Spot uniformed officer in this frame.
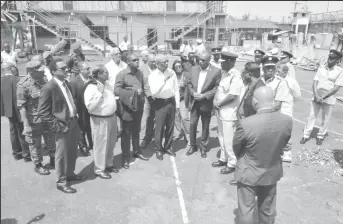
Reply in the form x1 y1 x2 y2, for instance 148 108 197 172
212 48 244 175
17 59 56 175
261 56 290 112
301 49 343 145
66 42 85 79
279 50 296 80
210 47 222 69
254 49 265 75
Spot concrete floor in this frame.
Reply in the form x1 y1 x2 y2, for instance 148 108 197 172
1 56 343 224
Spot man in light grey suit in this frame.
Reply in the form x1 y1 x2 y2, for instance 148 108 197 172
233 86 292 224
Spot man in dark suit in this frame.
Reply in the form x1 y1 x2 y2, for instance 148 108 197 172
69 61 93 156
1 62 30 161
114 53 148 169
38 58 87 194
233 86 292 224
186 52 221 158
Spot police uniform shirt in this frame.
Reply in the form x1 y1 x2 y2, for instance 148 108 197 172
215 68 244 121
261 75 289 103
279 75 301 117
313 64 343 105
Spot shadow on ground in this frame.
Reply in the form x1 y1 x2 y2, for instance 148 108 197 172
1 219 17 224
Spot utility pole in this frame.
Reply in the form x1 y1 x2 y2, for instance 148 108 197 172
326 1 329 12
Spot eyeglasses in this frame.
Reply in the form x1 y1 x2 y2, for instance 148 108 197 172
57 66 68 71
175 65 182 69
132 59 139 62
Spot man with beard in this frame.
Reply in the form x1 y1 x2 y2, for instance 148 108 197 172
139 54 157 149
186 52 221 158
115 53 148 168
69 62 93 156
212 49 244 175
148 54 180 160
300 49 343 145
17 59 55 175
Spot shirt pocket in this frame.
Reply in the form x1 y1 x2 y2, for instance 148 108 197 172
29 90 40 100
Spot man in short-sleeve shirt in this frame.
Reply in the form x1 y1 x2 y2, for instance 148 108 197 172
301 49 343 145
212 49 244 175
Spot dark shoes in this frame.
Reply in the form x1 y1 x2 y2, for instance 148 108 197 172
200 148 207 158
34 163 50 175
79 146 91 156
316 138 323 145
57 185 77 194
212 160 227 167
220 166 235 175
300 137 310 144
165 149 176 157
13 155 23 161
24 157 32 162
95 171 112 179
156 151 164 161
133 152 149 161
186 147 198 156
123 160 130 169
106 166 119 173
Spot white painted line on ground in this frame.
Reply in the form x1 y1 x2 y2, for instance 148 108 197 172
300 88 343 107
170 156 190 224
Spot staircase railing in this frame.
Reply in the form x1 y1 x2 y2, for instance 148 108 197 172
136 1 213 50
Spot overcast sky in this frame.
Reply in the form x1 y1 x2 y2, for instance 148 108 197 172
225 1 343 22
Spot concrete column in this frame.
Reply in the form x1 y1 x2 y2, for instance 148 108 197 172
214 27 219 47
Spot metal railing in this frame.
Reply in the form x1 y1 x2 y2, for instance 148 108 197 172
310 10 343 23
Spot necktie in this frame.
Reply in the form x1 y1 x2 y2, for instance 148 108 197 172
63 81 77 117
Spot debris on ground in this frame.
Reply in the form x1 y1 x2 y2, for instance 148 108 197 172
333 168 343 176
297 148 339 167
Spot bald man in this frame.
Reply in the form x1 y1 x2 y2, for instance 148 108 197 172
139 54 157 148
187 52 221 158
149 54 180 160
233 86 292 224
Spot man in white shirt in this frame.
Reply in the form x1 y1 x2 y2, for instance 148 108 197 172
301 49 343 145
38 58 87 194
1 42 18 65
148 54 180 160
43 51 53 81
276 62 301 163
105 47 128 90
119 36 130 52
212 49 244 175
279 50 296 80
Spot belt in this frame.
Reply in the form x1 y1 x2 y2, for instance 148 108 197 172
155 97 175 104
90 113 116 118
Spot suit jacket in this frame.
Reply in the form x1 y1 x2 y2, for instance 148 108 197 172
38 78 76 133
233 108 292 186
188 65 221 112
1 74 21 119
69 75 90 129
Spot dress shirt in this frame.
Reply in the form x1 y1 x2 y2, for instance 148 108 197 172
261 75 289 103
197 65 211 93
44 67 53 81
1 50 18 65
279 75 301 117
215 69 244 121
84 80 117 116
53 78 76 117
105 59 127 90
313 64 343 105
148 68 180 108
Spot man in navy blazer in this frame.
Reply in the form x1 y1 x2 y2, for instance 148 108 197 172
233 86 292 224
186 52 221 158
38 58 86 194
1 62 30 161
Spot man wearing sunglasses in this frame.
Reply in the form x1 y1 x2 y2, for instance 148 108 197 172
69 62 93 156
38 58 87 194
17 59 55 176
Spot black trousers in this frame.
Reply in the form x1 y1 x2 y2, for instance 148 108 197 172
78 114 93 149
237 183 277 224
153 98 176 152
121 111 143 159
189 104 212 150
8 115 30 158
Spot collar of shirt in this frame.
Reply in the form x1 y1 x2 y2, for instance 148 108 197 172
261 76 275 84
80 74 89 83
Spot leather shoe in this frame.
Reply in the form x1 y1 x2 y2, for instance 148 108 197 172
300 137 310 144
123 161 130 169
156 151 164 160
165 149 176 157
229 180 238 186
134 152 149 161
14 155 23 160
316 138 323 145
95 171 112 179
24 157 32 162
68 175 87 181
186 147 198 156
57 185 77 194
200 148 207 158
106 166 119 173
212 160 227 167
220 166 235 175
35 164 50 175
80 147 91 156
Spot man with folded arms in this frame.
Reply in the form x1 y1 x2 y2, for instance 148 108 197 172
149 54 180 160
